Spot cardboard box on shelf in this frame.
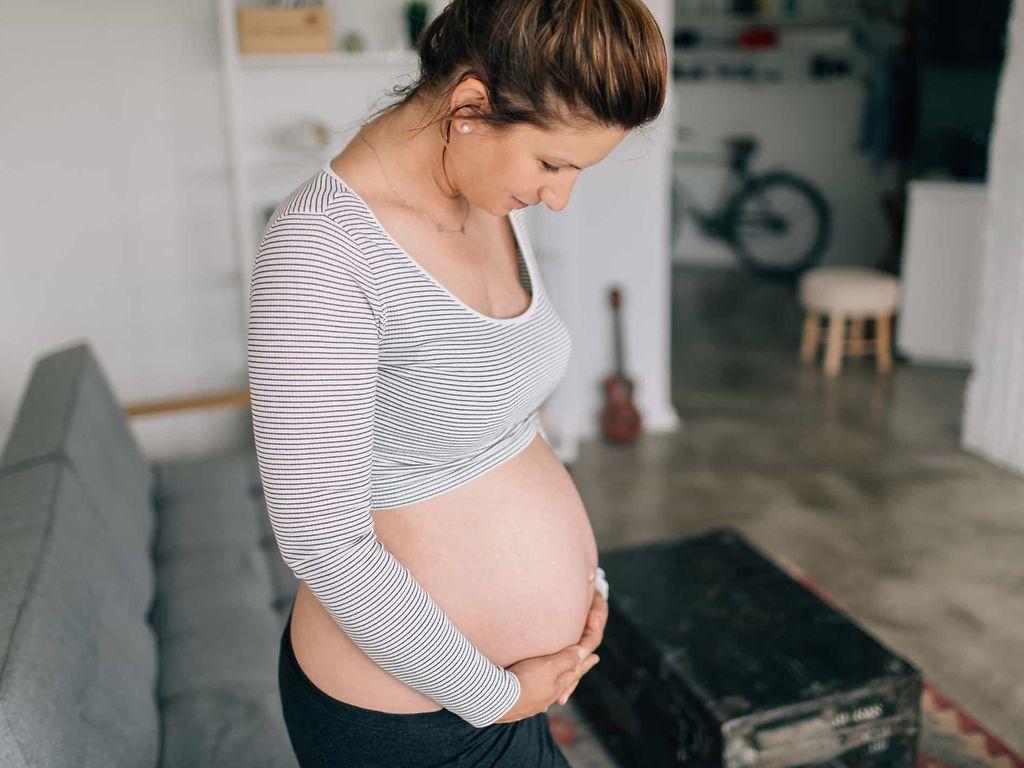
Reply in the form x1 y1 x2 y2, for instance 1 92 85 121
236 6 333 54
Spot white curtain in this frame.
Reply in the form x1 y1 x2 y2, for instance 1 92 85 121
961 0 1024 475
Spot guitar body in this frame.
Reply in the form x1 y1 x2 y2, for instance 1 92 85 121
601 376 642 442
600 286 643 443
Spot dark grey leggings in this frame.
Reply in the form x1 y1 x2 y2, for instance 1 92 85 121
278 607 572 767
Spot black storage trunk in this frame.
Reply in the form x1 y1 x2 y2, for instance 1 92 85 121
572 528 922 767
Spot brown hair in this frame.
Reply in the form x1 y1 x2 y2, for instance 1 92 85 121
357 0 668 142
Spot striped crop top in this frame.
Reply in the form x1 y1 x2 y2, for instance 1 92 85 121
247 163 605 729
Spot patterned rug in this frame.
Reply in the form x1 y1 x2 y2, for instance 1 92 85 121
550 556 1024 768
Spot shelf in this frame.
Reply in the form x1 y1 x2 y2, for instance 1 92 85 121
675 12 861 28
674 44 859 57
237 49 419 68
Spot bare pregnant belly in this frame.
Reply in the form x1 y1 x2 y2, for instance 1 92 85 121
288 431 600 713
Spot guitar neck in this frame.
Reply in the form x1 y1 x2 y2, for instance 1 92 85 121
612 304 625 379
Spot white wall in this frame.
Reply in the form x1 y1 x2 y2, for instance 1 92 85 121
0 0 249 461
962 0 1024 476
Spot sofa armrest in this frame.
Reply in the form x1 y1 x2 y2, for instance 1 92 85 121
124 388 250 418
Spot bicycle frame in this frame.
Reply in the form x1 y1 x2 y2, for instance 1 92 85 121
671 151 749 243
671 133 832 276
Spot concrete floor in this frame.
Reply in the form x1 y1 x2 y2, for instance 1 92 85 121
566 264 1024 754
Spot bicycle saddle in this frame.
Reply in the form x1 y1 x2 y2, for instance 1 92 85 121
724 136 758 173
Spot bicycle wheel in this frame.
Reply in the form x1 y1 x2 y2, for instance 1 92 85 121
724 171 831 278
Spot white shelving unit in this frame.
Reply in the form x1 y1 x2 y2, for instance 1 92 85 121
217 0 413 301
672 46 869 85
238 50 419 69
672 4 868 84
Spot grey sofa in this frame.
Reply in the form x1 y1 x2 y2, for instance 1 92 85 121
0 341 300 767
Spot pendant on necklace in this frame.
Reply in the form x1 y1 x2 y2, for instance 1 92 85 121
437 222 466 234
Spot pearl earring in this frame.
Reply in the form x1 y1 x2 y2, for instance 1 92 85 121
460 123 471 133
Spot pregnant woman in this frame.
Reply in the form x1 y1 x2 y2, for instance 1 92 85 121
247 0 667 765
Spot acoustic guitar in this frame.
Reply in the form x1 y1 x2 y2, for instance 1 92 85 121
600 286 642 442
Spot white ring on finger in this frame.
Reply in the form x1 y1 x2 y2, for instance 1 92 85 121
593 565 609 600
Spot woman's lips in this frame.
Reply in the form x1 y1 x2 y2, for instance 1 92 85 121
511 196 529 209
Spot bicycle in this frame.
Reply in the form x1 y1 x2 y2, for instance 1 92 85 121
672 129 832 278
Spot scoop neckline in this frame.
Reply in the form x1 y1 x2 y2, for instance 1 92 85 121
320 162 540 326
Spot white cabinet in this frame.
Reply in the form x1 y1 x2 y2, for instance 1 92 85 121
895 180 987 368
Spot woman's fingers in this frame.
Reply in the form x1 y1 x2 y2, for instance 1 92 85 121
563 655 599 700
585 590 608 633
558 654 600 705
558 680 578 706
577 621 599 650
590 590 608 627
557 585 609 705
560 644 588 674
577 590 609 652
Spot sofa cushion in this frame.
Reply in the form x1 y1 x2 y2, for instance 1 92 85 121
0 342 155 618
0 459 160 768
153 449 262 507
152 546 274 641
151 451 298 767
153 449 298 607
157 607 281 703
155 492 264 559
159 688 297 768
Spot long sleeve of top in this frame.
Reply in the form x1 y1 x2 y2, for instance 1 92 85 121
246 211 522 728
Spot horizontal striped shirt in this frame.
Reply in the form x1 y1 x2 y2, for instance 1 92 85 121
247 163 585 727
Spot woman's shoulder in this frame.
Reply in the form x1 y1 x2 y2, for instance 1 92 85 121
259 159 387 253
255 177 390 294
254 184 388 329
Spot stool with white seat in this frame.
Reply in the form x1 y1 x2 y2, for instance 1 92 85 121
798 266 901 377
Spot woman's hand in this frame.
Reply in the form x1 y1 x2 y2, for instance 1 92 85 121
495 643 600 723
557 587 608 705
494 586 609 722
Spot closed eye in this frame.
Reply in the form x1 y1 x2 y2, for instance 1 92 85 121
541 160 560 173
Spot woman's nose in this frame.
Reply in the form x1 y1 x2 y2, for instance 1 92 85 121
541 178 576 211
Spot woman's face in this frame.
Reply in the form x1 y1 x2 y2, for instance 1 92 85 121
446 80 628 215
493 121 629 213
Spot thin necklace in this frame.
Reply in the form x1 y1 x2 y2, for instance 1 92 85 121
358 126 470 236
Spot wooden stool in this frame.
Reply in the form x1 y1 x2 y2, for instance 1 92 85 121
798 266 901 377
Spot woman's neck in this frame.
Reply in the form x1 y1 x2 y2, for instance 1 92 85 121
358 95 468 213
